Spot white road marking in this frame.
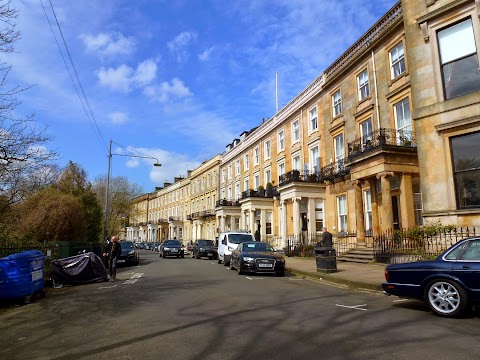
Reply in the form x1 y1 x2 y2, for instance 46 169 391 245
123 279 138 284
131 273 144 279
335 304 368 311
99 285 118 289
245 277 264 280
393 299 410 303
288 278 304 281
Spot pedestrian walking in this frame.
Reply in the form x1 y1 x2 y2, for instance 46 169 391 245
320 227 333 248
103 236 121 282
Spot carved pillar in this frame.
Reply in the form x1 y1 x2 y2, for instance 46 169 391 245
376 172 394 231
353 180 366 244
281 200 287 248
260 209 266 242
366 179 378 236
293 197 301 236
220 216 225 233
307 198 316 234
250 210 256 234
399 174 415 229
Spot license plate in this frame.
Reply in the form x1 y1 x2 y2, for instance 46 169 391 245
258 263 272 268
117 259 125 263
32 269 43 281
171 249 178 252
207 253 213 256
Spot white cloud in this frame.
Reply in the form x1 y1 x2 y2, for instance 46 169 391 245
143 78 192 103
120 147 200 185
97 59 158 92
167 31 197 62
133 59 158 86
109 112 128 125
80 32 136 57
198 47 214 61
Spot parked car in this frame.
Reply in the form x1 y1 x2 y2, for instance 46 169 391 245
230 241 285 276
118 241 140 266
161 239 184 258
192 239 218 260
382 237 480 317
153 243 161 252
217 231 255 266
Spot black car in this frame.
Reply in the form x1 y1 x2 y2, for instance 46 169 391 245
382 237 480 317
161 239 184 258
118 241 139 266
230 241 285 276
192 239 218 260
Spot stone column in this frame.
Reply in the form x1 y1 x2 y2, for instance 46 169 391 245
376 172 394 231
353 180 366 245
220 215 225 233
240 212 245 230
281 200 287 249
260 209 266 242
399 174 415 229
307 198 316 234
293 197 301 236
365 179 377 236
250 210 256 234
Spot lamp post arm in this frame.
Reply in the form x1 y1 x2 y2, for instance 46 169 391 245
110 152 161 165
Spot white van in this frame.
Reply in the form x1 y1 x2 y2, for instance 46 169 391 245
217 231 255 266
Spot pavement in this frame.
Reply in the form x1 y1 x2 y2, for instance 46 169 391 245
285 256 387 292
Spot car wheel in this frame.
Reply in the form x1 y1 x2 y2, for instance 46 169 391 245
425 279 468 317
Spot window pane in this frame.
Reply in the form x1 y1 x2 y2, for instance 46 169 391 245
442 53 480 99
439 19 476 64
451 132 480 208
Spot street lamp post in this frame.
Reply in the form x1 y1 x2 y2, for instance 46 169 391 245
103 139 161 243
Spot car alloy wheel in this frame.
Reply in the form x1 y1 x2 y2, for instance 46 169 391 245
426 279 467 317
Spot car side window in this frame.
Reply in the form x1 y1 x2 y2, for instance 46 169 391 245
461 240 480 261
444 244 465 260
222 238 227 245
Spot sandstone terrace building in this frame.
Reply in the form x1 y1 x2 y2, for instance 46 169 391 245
128 0 480 250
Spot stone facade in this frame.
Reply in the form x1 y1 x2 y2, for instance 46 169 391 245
130 0 480 248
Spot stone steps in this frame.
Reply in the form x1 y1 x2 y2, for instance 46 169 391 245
337 247 375 264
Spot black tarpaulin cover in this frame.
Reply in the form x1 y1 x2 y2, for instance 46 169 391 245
52 252 108 286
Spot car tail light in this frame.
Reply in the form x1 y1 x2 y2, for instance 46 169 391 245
384 268 389 281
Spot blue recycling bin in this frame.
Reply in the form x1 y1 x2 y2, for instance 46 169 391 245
0 250 45 303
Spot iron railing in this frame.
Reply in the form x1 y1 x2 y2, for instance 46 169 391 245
241 187 279 199
347 128 417 159
284 232 364 257
373 227 479 264
278 162 350 186
216 199 240 207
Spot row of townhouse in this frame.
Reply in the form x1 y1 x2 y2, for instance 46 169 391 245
128 0 480 250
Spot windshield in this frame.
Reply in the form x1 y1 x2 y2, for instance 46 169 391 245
164 240 181 246
228 234 254 244
197 240 214 246
242 242 274 252
120 241 134 250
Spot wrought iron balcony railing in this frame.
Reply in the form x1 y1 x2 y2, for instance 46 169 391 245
278 162 350 186
216 199 241 207
241 187 279 200
347 128 416 159
157 218 168 224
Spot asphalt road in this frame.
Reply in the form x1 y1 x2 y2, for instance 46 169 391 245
1 250 480 360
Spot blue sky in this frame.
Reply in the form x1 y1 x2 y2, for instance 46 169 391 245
7 0 397 192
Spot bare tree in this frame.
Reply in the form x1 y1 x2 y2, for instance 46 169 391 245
92 175 143 238
0 1 58 216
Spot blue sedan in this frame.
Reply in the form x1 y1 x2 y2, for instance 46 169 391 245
382 237 480 317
